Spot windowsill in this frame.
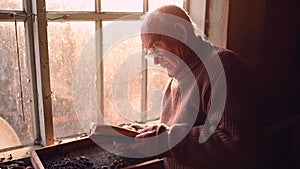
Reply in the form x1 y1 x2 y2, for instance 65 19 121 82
53 135 89 146
0 135 89 163
0 145 41 163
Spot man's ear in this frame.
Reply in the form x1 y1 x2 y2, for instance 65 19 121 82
174 22 188 43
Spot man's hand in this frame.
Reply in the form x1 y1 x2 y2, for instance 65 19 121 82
118 122 146 132
114 124 169 158
131 126 159 156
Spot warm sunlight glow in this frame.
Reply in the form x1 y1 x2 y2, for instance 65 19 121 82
45 0 184 12
102 0 143 12
149 0 184 11
0 0 22 10
46 0 95 11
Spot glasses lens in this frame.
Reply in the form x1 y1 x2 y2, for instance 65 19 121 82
145 48 161 60
144 41 162 59
149 48 159 57
144 49 154 60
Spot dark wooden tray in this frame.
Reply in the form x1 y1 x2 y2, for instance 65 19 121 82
0 157 33 169
31 137 165 169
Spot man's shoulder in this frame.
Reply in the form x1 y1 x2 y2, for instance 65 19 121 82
212 46 255 82
213 46 239 58
212 46 246 68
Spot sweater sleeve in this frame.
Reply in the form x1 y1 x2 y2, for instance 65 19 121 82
164 50 263 169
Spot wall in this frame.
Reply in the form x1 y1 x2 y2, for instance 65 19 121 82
227 0 266 73
192 0 300 123
232 0 300 167
206 0 300 166
189 0 206 33
256 0 300 122
206 0 230 48
223 0 300 124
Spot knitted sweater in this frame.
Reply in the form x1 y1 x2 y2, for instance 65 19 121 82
159 45 263 169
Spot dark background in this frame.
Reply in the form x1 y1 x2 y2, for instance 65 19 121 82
223 0 300 168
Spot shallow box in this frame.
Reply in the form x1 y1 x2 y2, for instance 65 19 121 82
0 157 33 169
31 137 164 169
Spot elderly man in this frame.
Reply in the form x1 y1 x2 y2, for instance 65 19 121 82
123 5 263 169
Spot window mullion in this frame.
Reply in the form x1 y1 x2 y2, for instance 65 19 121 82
95 0 104 123
23 0 41 145
143 0 149 12
0 10 26 21
46 11 143 22
184 0 191 12
141 50 148 123
32 0 54 146
140 0 149 123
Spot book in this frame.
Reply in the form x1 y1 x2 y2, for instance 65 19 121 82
89 124 140 143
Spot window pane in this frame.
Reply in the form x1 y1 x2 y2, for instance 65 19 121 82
149 0 184 11
101 0 143 12
0 0 22 10
0 22 33 149
103 21 143 125
48 22 95 138
147 63 170 121
46 0 94 11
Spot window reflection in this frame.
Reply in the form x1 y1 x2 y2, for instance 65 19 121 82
103 21 142 124
149 0 184 11
0 22 33 149
46 0 95 11
0 0 22 10
101 0 143 12
48 22 95 138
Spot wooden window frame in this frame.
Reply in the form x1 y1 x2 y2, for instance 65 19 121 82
0 0 191 153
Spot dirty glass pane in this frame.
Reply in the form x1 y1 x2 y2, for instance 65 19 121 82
102 21 143 125
149 0 184 11
0 22 33 150
47 22 95 139
147 64 170 122
46 0 94 11
0 0 22 10
146 0 183 121
101 0 143 12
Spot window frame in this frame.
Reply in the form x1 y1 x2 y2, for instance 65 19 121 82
0 0 191 152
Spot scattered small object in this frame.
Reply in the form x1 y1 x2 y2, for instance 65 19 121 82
8 163 24 169
13 160 25 166
94 159 124 169
57 139 63 144
34 138 152 168
0 159 34 169
100 166 109 169
8 154 13 160
45 155 93 169
80 133 88 138
110 159 124 169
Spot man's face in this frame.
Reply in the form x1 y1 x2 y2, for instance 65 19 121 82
144 39 182 77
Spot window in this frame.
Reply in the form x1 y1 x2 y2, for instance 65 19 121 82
102 21 143 125
0 0 22 10
0 22 34 149
0 0 190 151
46 0 95 11
48 22 95 138
149 0 184 11
101 0 143 12
147 63 170 121
47 0 186 139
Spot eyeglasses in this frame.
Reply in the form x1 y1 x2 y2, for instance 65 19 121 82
144 41 163 60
